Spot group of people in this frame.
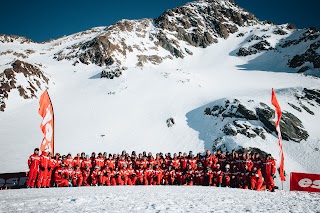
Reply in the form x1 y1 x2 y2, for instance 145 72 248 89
27 148 278 191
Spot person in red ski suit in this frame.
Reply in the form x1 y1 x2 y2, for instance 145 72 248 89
175 166 185 185
223 164 232 187
119 165 129 185
194 163 204 185
47 153 61 187
135 165 145 185
185 164 195 185
27 148 40 188
54 164 69 187
94 153 105 169
203 166 213 186
148 156 156 168
73 153 82 168
72 165 83 187
253 153 263 169
105 156 116 170
144 164 154 185
239 165 251 189
65 153 74 168
180 153 188 170
37 151 50 188
164 154 172 167
91 166 103 186
100 165 111 186
203 150 213 168
164 166 176 185
218 154 227 170
117 156 127 169
153 164 163 185
212 164 223 187
46 153 55 187
263 154 276 191
139 157 149 169
244 156 254 172
188 155 197 169
250 166 264 190
126 164 136 185
81 155 92 170
82 166 91 186
171 155 180 170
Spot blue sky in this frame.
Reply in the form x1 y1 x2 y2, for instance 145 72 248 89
1 0 318 42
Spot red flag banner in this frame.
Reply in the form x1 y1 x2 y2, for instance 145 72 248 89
38 90 54 154
271 89 286 181
290 172 320 192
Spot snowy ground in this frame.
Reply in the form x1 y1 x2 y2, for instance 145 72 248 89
0 186 319 212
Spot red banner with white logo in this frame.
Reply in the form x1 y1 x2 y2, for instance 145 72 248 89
38 90 54 154
271 88 286 181
290 172 320 192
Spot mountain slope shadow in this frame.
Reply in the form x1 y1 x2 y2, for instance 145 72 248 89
186 99 227 151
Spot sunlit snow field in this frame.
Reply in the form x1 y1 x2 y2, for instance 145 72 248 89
1 186 319 212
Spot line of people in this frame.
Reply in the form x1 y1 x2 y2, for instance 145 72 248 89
27 149 277 191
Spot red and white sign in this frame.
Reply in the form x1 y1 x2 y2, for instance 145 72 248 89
38 90 54 154
290 172 320 192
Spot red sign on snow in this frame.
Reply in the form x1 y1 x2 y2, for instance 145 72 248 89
290 172 320 193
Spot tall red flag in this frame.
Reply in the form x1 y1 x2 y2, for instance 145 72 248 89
38 90 54 154
271 88 286 181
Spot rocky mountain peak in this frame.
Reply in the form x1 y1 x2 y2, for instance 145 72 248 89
53 0 260 68
155 0 259 45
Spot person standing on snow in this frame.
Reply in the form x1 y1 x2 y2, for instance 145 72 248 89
26 148 40 188
37 150 50 188
263 154 277 191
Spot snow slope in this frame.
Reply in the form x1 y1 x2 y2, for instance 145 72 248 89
1 186 319 212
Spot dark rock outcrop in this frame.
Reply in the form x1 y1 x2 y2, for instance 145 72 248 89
280 112 309 142
288 40 320 69
0 60 48 112
237 40 273 56
205 97 310 143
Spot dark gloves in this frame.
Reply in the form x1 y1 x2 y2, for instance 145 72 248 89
40 166 45 171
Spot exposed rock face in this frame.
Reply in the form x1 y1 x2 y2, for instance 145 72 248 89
101 67 123 79
0 60 49 111
155 0 258 46
288 40 320 69
281 28 320 71
205 95 311 143
166 117 175 127
237 40 273 56
287 88 320 115
273 28 288 35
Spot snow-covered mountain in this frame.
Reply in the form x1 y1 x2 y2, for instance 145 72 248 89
0 0 319 189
